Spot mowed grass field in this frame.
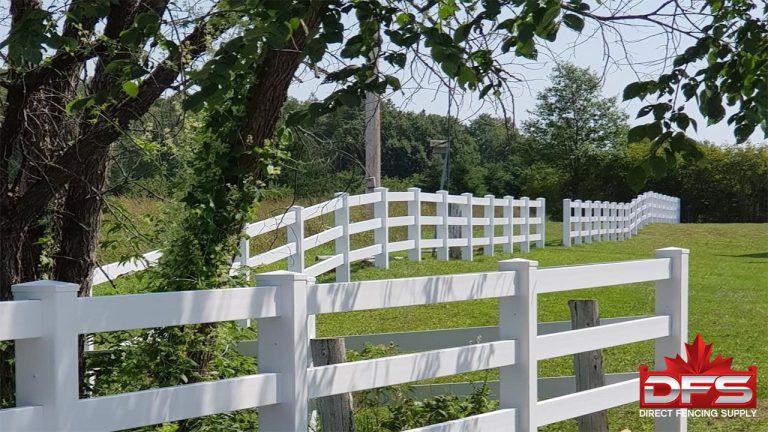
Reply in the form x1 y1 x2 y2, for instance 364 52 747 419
313 223 768 432
97 199 766 431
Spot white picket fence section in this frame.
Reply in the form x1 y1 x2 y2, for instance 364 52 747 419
0 247 689 431
92 188 546 285
563 191 680 247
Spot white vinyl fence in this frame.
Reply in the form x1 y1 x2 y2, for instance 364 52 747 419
0 247 689 431
93 188 546 285
563 192 680 247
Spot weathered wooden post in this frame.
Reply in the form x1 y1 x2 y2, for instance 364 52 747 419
310 338 356 432
568 299 608 432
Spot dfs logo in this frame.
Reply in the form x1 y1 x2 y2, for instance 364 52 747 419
640 334 757 408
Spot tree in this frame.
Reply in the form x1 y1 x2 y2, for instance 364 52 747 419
1 0 765 409
523 63 628 198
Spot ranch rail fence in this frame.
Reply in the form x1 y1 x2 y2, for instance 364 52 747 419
93 188 547 285
563 192 680 247
0 247 689 431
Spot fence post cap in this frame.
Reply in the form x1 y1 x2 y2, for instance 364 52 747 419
12 280 78 294
656 247 690 256
407 187 421 192
256 270 309 281
374 187 388 192
498 258 539 269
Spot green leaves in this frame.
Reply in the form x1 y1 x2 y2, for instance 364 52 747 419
122 81 139 98
562 14 584 32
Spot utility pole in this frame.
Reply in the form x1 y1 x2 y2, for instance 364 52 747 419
364 34 381 192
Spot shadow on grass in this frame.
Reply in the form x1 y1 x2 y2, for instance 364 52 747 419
719 252 768 259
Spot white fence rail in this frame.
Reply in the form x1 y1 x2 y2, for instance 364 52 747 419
1 248 688 431
563 191 680 247
93 188 546 286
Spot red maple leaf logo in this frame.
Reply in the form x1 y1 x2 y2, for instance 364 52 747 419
663 334 735 375
640 333 758 408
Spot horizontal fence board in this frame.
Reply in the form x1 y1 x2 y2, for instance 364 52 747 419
473 238 491 246
421 239 443 248
536 378 640 426
348 193 381 207
236 317 649 357
308 272 517 314
247 242 296 267
421 216 442 226
493 217 508 225
76 373 278 431
447 238 469 247
493 236 509 244
244 213 294 238
308 340 516 398
303 226 343 249
0 300 42 341
409 372 639 400
389 216 416 227
305 254 344 277
405 409 516 432
471 197 491 206
79 286 279 333
446 195 465 204
92 250 162 285
420 193 443 203
302 199 343 220
536 316 670 360
349 219 381 235
447 216 467 225
389 240 416 252
348 244 382 262
536 258 671 293
388 191 415 202
0 406 43 432
471 217 490 225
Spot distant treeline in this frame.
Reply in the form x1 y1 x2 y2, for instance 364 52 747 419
109 66 767 223
276 99 766 223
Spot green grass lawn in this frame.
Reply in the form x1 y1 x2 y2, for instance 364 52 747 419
313 223 768 432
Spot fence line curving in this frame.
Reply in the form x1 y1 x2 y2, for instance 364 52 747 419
93 188 547 285
562 191 680 247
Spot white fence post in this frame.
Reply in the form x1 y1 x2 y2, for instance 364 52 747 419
654 247 689 432
13 281 80 431
236 237 252 327
618 203 626 241
562 198 571 247
335 192 350 282
630 199 637 236
611 202 618 241
498 258 538 431
437 190 449 261
537 197 546 249
256 271 310 431
676 197 681 223
483 194 495 256
462 193 473 261
407 187 422 262
583 200 593 244
287 206 305 273
374 187 389 269
504 196 514 253
574 200 582 245
521 197 531 253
